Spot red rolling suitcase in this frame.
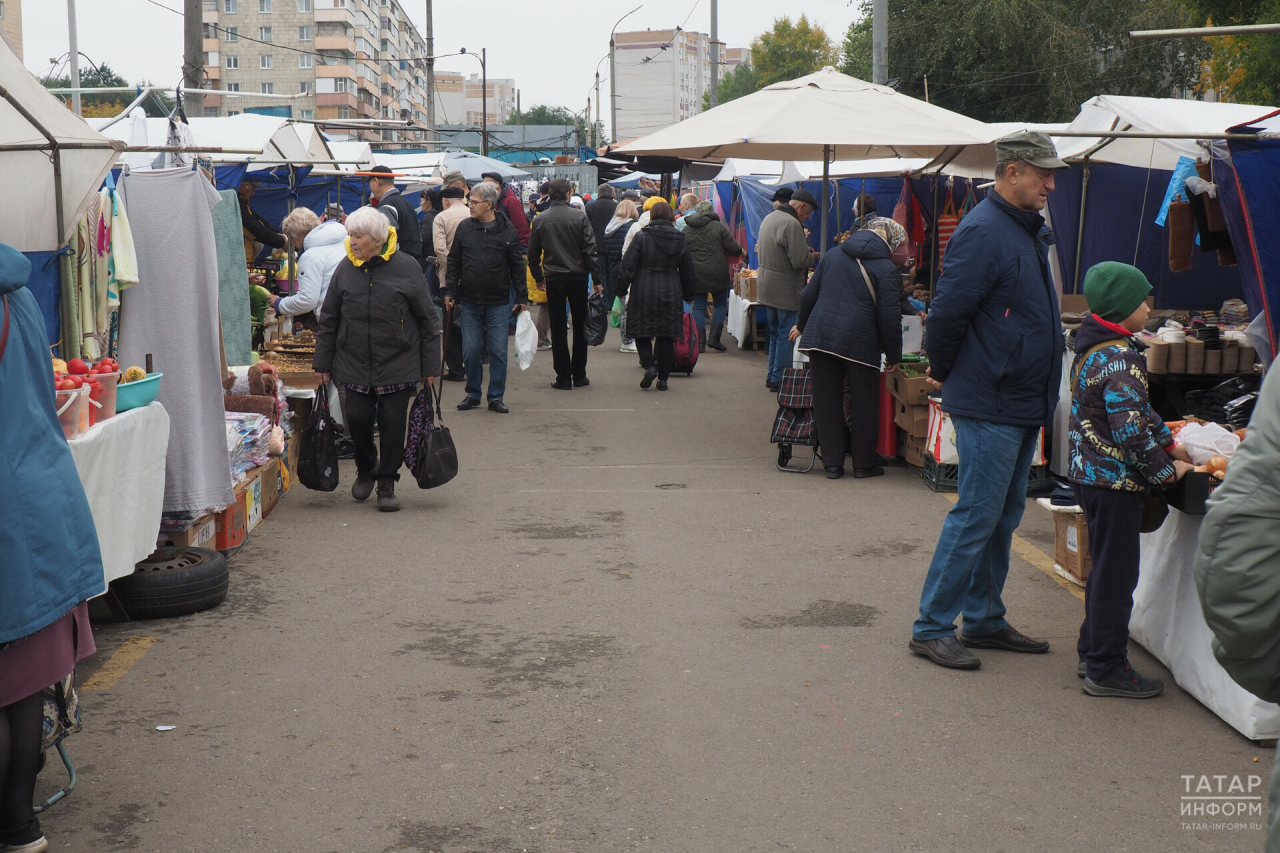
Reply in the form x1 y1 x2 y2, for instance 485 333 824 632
673 312 699 376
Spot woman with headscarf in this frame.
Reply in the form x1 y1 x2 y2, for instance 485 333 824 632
313 207 442 512
613 201 696 391
790 221 904 480
0 244 103 853
681 199 743 352
603 199 640 354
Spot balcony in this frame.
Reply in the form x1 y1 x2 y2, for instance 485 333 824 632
315 6 354 24
203 37 219 52
205 66 221 80
315 35 355 54
316 92 358 109
315 64 354 78
204 93 223 107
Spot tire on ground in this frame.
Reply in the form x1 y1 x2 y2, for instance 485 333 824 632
111 546 230 620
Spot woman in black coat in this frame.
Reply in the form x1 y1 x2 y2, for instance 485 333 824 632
613 201 696 390
792 224 904 479
602 199 639 352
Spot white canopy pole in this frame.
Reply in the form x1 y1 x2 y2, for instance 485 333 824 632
820 143 831 252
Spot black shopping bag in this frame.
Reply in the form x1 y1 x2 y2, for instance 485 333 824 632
297 391 340 491
406 382 458 489
584 291 609 347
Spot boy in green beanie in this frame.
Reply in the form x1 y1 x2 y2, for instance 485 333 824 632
1068 261 1194 698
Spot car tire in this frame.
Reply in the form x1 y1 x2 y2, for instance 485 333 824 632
111 546 229 620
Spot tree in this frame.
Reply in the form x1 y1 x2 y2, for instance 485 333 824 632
512 103 589 147
1192 0 1280 104
43 62 175 117
701 63 762 110
751 16 838 88
838 16 872 81
837 0 1205 122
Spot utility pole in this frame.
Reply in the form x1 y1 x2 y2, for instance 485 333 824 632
481 47 487 157
610 6 642 146
872 0 888 85
594 71 601 147
425 0 435 151
67 0 81 115
709 0 718 108
183 0 204 114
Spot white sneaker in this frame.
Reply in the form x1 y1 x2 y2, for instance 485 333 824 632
620 342 638 353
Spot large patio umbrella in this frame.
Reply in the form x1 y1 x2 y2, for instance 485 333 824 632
441 151 531 183
615 66 997 247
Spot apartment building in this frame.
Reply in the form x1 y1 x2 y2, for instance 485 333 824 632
432 70 516 127
199 0 437 142
1 0 22 61
611 28 708 141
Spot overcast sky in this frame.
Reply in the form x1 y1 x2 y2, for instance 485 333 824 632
24 0 861 123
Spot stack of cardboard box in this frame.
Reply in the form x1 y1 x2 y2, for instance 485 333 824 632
889 363 931 466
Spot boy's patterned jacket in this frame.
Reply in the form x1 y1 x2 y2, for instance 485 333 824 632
1068 313 1177 491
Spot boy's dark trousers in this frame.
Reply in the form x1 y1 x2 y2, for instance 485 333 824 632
1073 484 1146 681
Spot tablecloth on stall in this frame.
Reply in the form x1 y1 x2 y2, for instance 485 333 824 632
1131 509 1280 740
67 402 170 586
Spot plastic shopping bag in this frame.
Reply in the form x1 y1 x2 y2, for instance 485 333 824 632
610 296 624 328
298 392 339 491
1177 421 1240 464
515 309 537 371
585 291 609 347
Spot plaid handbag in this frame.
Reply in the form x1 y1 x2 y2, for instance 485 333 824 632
771 367 816 446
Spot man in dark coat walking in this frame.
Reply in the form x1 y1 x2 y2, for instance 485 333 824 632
480 171 530 251
367 165 423 262
585 185 618 302
910 131 1067 670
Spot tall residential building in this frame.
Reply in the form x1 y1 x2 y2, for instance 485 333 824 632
199 0 443 143
614 28 740 141
432 70 516 127
1 0 22 61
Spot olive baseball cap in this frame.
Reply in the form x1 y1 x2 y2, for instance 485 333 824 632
995 130 1068 170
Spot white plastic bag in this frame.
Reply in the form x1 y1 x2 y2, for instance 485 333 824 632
515 310 537 371
1177 421 1240 464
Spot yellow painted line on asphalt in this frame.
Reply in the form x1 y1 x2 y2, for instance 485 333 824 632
941 493 1085 601
81 636 159 690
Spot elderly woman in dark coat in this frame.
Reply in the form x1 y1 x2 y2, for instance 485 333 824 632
791 222 904 480
613 201 696 390
681 199 743 352
314 206 442 512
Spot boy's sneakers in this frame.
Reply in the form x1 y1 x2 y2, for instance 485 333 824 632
1083 660 1164 699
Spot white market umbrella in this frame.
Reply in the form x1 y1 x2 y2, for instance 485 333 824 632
440 151 531 183
616 66 997 246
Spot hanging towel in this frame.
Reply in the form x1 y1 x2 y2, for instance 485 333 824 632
936 194 961 268
213 188 253 365
118 168 235 513
108 186 140 294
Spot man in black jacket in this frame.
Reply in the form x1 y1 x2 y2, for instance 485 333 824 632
584 184 618 302
238 181 286 263
527 178 602 389
367 165 423 262
444 181 527 413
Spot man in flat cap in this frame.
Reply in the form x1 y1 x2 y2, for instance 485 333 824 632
434 180 472 381
756 187 819 390
911 131 1068 670
366 164 422 261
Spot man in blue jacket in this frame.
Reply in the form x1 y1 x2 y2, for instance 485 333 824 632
910 132 1067 669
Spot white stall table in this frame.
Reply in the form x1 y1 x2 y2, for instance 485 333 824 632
1131 508 1280 740
68 402 171 586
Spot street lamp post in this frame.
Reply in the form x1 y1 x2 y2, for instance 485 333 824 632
460 47 487 157
593 53 609 149
609 5 642 146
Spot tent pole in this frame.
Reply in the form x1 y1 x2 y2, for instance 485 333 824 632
1072 159 1091 294
820 144 831 251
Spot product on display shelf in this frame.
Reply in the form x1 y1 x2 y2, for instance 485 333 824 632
226 412 273 484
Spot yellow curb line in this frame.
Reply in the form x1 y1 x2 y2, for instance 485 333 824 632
81 636 159 690
941 493 1085 601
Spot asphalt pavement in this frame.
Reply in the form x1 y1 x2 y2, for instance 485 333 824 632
47 328 1268 852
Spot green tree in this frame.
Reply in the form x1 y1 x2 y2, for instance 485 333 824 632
838 0 1204 122
1192 0 1280 104
512 103 589 146
838 16 872 81
751 16 838 88
701 63 762 110
43 62 175 117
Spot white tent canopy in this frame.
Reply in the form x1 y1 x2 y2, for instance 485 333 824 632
86 113 329 165
616 67 998 161
0 37 124 251
326 140 374 173
925 122 1070 180
371 151 447 178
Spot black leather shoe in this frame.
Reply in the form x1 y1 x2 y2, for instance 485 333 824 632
767 382 780 392
488 400 509 413
351 474 374 502
551 380 573 390
456 396 482 411
656 378 668 391
853 466 886 479
640 367 657 389
909 636 981 669
960 625 1050 654
573 376 590 387
443 372 466 382
825 466 844 479
1083 660 1164 699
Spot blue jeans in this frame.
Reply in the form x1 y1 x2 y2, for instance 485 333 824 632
693 291 728 336
765 307 798 384
913 416 1042 640
459 301 510 403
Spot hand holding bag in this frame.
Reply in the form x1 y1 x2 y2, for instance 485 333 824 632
297 391 339 491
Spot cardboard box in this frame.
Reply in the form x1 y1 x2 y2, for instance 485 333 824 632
903 435 925 467
894 398 929 437
1054 511 1091 584
214 497 246 553
260 459 282 519
157 514 215 550
279 431 301 495
244 467 264 533
889 365 932 405
744 275 757 302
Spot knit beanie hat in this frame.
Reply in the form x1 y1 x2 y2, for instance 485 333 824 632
1082 262 1152 322
643 195 663 212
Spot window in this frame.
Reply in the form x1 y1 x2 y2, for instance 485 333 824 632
261 82 275 94
203 107 220 117
0 3 6 19
337 107 350 118
297 0 311 9
226 82 240 91
228 110 241 116
203 23 216 38
260 54 273 69
259 0 271 11
334 77 348 92
258 27 272 42
223 0 236 11
298 26 312 41
225 26 238 41
299 81 312 94
226 55 239 69
300 109 314 119
298 54 312 68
